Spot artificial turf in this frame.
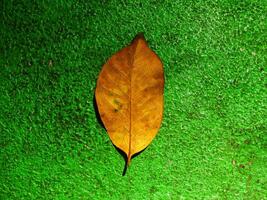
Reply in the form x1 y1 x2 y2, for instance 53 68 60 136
1 0 266 199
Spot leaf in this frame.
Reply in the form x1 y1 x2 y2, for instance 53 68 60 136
95 33 164 167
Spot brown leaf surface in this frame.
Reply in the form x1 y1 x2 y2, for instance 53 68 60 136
95 34 164 166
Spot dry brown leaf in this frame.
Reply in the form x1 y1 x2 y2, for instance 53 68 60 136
95 33 164 166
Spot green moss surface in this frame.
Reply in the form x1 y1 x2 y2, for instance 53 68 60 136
1 0 266 199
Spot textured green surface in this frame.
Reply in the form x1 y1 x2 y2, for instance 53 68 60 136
1 0 267 199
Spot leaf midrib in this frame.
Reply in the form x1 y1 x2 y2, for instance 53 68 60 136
127 39 139 165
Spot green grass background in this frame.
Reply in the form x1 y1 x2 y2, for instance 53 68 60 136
1 0 266 199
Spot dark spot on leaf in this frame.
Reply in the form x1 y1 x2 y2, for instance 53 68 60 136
114 109 119 113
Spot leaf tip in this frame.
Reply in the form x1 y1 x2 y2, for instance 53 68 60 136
133 32 145 42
